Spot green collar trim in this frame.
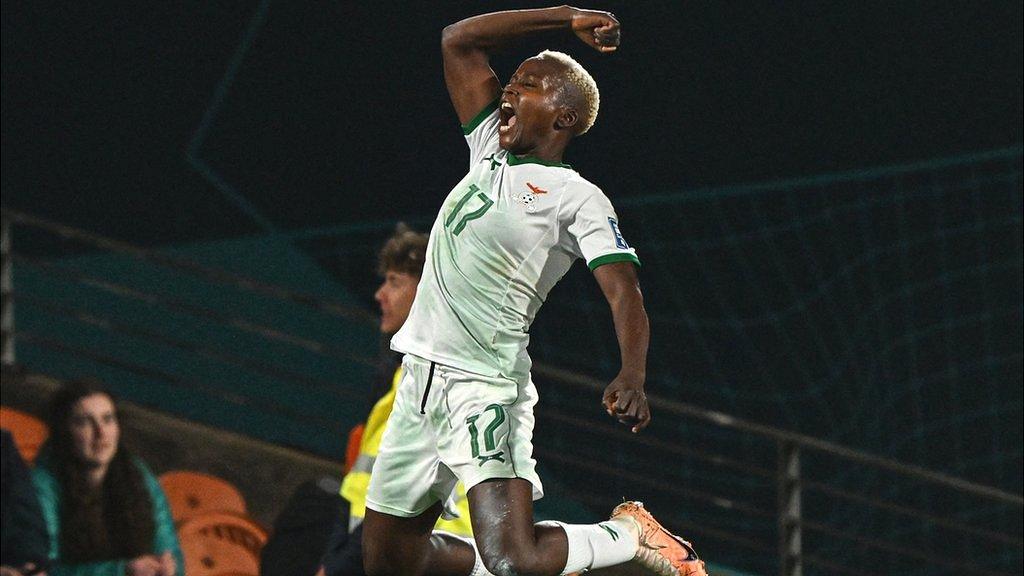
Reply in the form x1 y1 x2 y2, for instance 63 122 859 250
461 99 500 135
588 252 641 271
507 153 572 169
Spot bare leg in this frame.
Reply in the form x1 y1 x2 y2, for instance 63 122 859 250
363 479 568 576
362 501 478 576
364 479 641 576
468 478 569 576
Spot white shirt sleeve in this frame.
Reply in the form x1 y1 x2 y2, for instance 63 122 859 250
566 188 641 271
461 100 501 168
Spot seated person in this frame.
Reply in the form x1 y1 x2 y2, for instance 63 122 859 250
2 428 49 576
32 379 184 576
318 225 474 575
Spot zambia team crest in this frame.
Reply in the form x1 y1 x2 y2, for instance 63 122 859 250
514 182 548 213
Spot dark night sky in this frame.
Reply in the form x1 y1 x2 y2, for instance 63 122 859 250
2 1 1022 243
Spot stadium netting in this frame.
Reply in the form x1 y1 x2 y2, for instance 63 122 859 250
299 146 1022 574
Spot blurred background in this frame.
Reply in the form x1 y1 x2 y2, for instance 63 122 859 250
2 1 1021 575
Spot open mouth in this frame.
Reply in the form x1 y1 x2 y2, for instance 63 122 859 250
499 101 517 134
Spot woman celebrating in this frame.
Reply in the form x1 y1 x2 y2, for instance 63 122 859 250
32 379 182 576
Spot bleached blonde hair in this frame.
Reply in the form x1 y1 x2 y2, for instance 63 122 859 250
536 50 600 135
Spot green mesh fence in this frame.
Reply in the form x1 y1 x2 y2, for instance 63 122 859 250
565 147 1021 481
296 147 1022 574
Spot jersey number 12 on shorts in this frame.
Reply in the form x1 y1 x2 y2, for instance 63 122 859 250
466 404 506 465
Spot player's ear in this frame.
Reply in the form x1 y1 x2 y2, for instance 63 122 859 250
556 108 579 132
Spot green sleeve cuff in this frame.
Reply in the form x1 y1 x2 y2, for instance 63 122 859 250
461 99 500 135
588 253 641 271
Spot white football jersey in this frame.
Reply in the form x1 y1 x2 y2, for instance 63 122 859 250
392 101 640 379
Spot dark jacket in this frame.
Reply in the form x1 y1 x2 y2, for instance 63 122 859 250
1 429 50 568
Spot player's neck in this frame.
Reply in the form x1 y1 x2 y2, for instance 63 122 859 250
511 140 567 164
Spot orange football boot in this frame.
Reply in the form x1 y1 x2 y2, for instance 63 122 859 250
610 501 708 576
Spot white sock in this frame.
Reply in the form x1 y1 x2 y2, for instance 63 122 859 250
537 518 639 574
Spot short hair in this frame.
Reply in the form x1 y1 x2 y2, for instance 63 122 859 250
537 50 600 135
377 223 428 277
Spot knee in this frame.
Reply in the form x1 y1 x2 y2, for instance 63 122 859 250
479 546 546 576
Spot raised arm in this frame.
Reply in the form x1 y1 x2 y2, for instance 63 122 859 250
441 6 620 125
593 261 651 433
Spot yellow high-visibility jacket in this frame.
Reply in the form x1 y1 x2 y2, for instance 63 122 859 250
340 367 473 536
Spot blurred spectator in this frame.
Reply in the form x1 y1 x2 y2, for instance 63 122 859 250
261 224 474 576
2 428 49 576
325 224 474 574
259 476 344 576
31 379 184 576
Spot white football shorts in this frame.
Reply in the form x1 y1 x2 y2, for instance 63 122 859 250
365 353 544 518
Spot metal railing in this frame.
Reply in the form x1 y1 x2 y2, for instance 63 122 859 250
530 365 1022 575
2 207 1021 575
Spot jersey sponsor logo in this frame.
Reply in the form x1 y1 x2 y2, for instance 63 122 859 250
608 217 630 249
515 182 549 213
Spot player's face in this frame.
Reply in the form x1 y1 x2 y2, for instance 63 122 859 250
68 393 120 469
499 57 567 153
375 270 419 334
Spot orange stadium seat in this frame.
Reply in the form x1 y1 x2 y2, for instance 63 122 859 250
0 406 49 464
344 423 365 474
177 512 267 576
159 470 247 525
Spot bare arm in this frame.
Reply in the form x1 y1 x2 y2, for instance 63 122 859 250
441 6 620 124
593 261 651 433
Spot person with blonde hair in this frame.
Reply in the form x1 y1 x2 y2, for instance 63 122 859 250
360 7 707 576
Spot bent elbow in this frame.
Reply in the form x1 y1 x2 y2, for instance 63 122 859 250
441 23 462 49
